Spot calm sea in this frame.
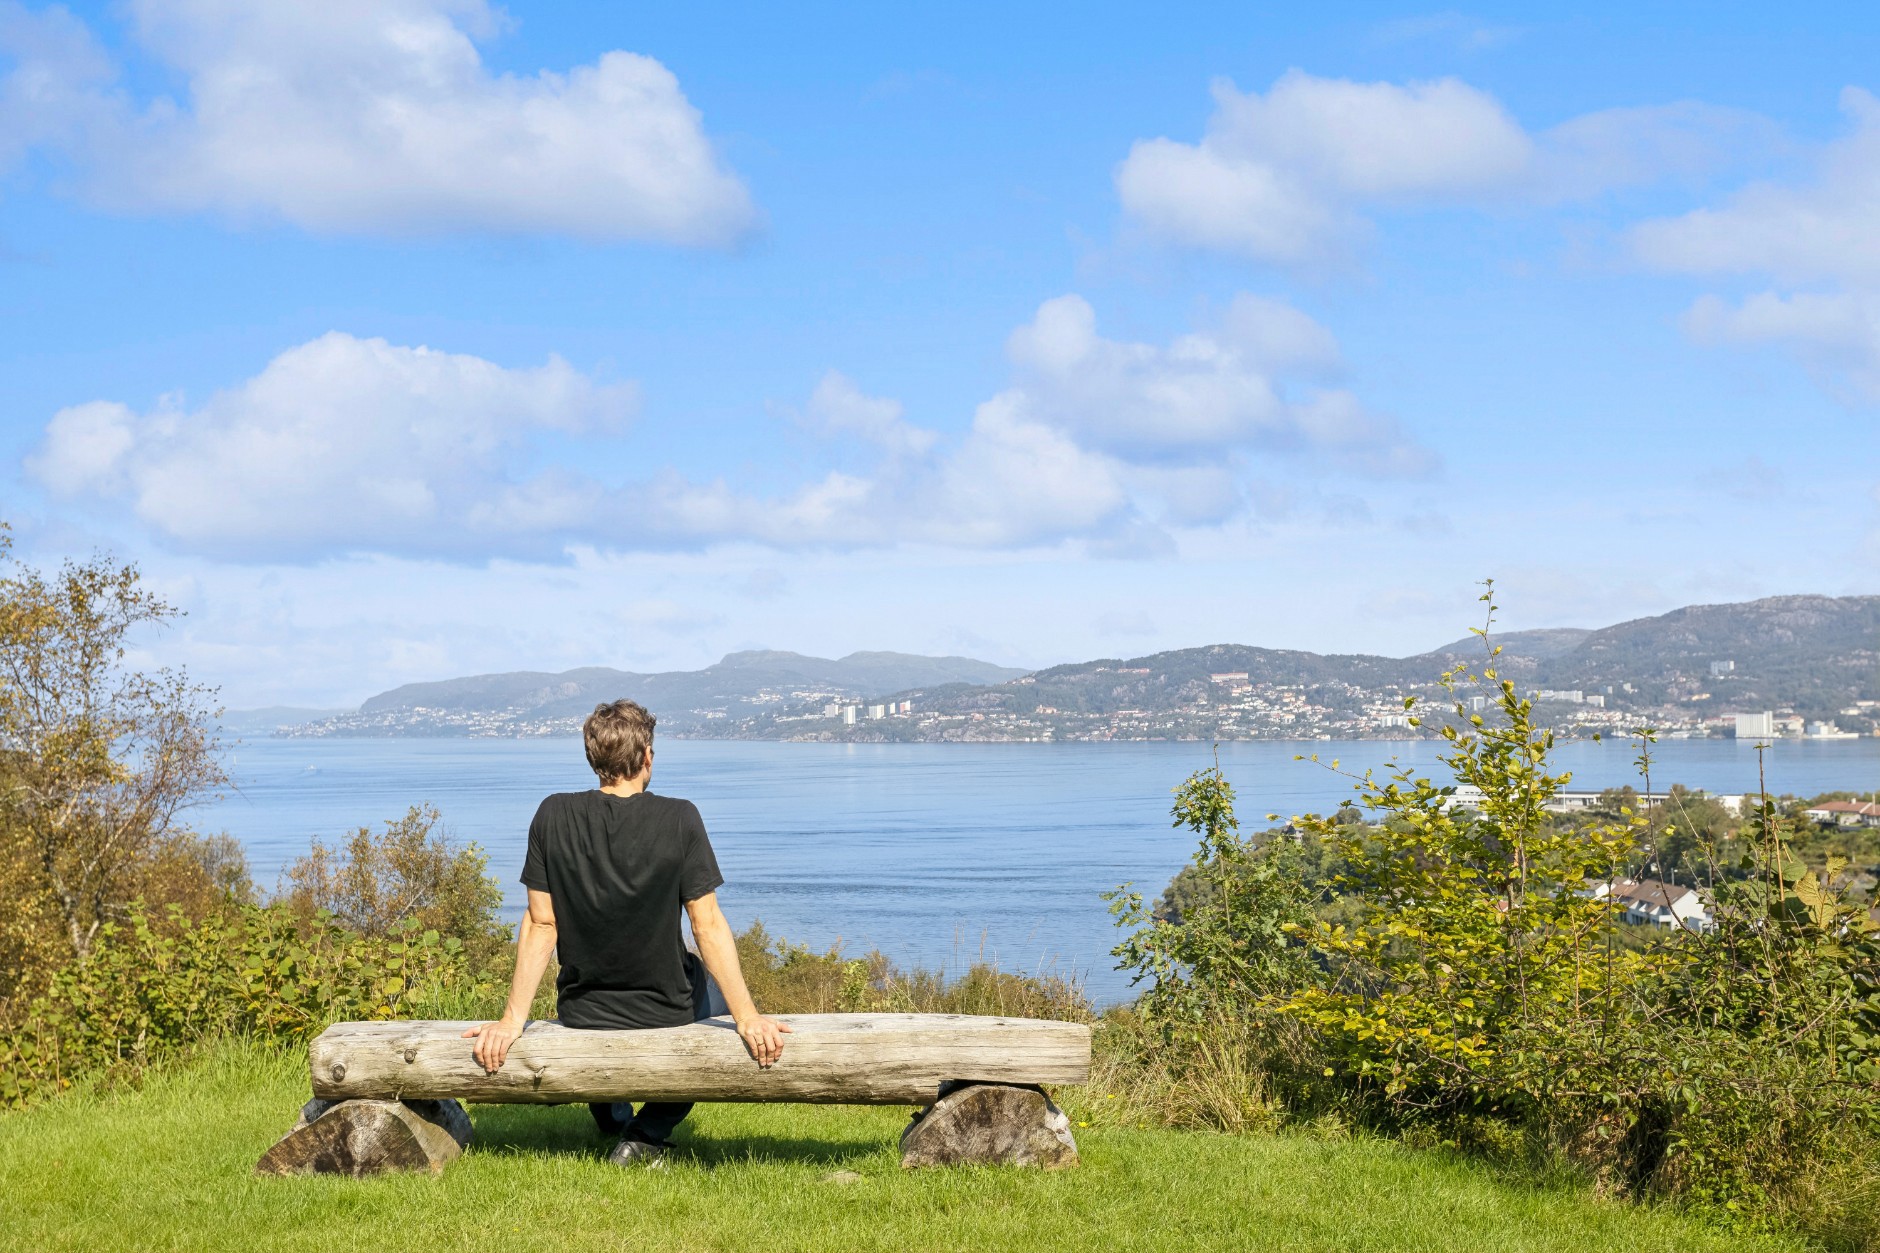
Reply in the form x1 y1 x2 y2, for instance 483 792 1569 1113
199 736 1880 1004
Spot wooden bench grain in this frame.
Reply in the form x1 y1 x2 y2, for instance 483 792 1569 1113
259 1013 1091 1175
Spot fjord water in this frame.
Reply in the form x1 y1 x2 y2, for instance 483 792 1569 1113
202 737 1880 1004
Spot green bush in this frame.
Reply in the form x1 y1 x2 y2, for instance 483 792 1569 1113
279 805 508 967
1104 764 1328 1129
0 900 481 1108
734 920 1090 1021
1109 589 1880 1244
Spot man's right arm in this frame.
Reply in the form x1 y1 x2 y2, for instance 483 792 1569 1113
463 888 557 1073
686 891 792 1067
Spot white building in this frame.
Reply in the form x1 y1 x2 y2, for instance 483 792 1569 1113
841 705 858 725
1589 878 1711 930
1451 785 1730 814
1731 711 1774 739
866 704 887 720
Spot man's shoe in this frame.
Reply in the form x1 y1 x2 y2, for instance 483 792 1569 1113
607 1136 670 1169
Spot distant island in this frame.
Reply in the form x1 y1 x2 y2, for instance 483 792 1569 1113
244 594 1880 744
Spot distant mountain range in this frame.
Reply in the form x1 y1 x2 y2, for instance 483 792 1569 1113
1421 595 1880 711
268 651 1027 737
219 706 353 735
838 594 1879 742
246 594 1880 742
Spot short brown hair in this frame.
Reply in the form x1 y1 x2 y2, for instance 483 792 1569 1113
584 699 656 783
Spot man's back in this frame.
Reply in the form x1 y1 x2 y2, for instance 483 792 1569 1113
468 698 788 1166
520 789 724 1030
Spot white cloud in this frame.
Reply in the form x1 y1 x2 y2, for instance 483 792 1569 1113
914 390 1133 547
30 400 138 494
1116 72 1526 263
1685 290 1880 399
1216 293 1344 375
1633 89 1880 285
28 298 1425 559
803 371 937 457
618 597 721 634
1633 89 1880 402
0 0 755 243
1538 102 1779 202
0 2 116 167
1004 294 1419 470
28 332 637 559
1117 69 1769 264
642 294 1428 549
1368 12 1519 52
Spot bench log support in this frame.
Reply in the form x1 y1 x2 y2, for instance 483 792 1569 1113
900 1081 1079 1169
256 1096 472 1177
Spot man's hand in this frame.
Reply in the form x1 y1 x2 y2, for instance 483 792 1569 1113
736 1014 793 1068
462 1016 527 1074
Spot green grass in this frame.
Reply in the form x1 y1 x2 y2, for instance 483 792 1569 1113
0 1041 1805 1253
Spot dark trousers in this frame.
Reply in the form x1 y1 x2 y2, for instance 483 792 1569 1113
587 954 713 1144
590 1096 693 1144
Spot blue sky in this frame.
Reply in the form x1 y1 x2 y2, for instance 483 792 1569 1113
2 1 1876 707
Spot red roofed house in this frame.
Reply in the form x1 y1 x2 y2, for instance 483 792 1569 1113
1805 801 1880 828
1588 878 1712 930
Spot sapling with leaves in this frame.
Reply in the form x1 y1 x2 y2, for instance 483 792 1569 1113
1276 582 1650 1110
1107 757 1315 1034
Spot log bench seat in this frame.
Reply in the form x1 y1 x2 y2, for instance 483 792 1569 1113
257 1013 1092 1176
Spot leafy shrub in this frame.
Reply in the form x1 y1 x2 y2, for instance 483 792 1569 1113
140 831 256 917
1104 765 1326 1129
733 920 1089 1021
1109 588 1880 1244
280 805 507 965
1109 765 1315 1019
1281 672 1645 1123
0 900 479 1108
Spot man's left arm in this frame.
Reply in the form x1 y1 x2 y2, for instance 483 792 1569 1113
685 891 792 1067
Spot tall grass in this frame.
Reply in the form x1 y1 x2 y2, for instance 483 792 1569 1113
732 920 1093 1021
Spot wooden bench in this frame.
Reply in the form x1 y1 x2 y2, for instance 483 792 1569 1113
257 1013 1092 1176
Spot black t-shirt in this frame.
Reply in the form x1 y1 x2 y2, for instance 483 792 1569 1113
519 790 725 1030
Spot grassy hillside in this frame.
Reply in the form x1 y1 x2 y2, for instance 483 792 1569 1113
0 1041 1801 1253
1538 594 1880 713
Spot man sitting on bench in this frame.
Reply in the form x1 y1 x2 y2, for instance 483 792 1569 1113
464 698 790 1167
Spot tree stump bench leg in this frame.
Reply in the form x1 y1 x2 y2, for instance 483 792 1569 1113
256 1097 473 1177
899 1082 1079 1169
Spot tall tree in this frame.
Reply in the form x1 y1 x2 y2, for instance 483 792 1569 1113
0 528 225 964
